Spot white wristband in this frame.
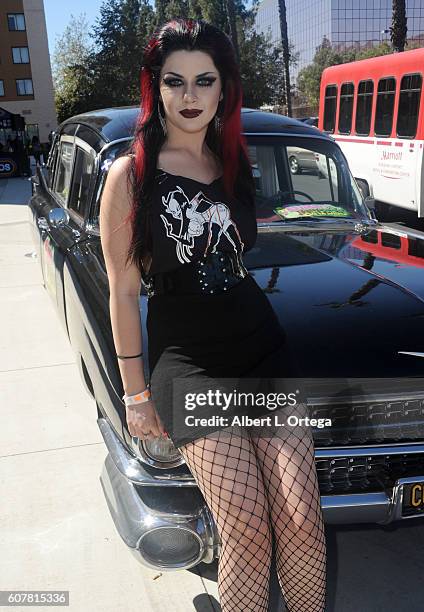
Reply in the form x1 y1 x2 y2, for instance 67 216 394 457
122 387 151 407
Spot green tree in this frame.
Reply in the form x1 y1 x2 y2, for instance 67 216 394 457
297 38 394 109
54 0 300 121
51 13 93 97
297 37 346 108
90 0 155 107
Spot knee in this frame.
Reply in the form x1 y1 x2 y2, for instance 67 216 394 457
221 507 272 547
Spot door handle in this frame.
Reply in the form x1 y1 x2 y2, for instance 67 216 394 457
37 217 48 231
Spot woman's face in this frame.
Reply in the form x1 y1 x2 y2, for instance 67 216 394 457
158 50 223 135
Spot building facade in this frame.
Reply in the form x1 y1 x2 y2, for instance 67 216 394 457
255 0 424 85
0 0 57 145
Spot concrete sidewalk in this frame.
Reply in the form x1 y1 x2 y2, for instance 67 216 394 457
0 175 221 612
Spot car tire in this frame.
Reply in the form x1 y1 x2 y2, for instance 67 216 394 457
289 156 300 174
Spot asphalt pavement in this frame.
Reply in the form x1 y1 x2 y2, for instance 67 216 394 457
1 167 424 612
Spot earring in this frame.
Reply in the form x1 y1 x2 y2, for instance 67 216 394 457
158 100 167 136
214 97 223 134
214 114 222 134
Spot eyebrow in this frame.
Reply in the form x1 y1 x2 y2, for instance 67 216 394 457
163 71 216 78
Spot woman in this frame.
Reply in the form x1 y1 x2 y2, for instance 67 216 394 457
31 135 42 165
99 18 327 612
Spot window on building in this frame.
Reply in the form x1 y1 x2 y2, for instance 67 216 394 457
396 73 422 138
338 82 354 134
355 80 374 135
12 47 30 64
16 79 33 95
68 147 95 217
8 13 26 31
375 77 396 137
323 85 338 133
25 124 39 144
0 81 4 97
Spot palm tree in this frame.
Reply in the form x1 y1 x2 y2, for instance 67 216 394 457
390 0 408 53
277 0 291 116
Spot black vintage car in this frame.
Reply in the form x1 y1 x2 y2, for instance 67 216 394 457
28 106 424 571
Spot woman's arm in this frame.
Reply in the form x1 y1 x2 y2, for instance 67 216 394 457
99 155 146 395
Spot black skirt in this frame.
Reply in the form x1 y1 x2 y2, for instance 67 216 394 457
147 273 300 448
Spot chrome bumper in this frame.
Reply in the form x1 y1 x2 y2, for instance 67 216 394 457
98 417 424 570
98 417 218 570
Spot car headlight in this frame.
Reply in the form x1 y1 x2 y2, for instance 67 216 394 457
131 435 185 468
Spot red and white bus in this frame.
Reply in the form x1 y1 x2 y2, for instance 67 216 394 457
318 48 424 218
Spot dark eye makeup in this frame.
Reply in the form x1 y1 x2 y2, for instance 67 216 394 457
163 77 217 88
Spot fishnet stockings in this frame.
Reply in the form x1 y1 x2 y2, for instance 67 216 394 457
178 401 327 612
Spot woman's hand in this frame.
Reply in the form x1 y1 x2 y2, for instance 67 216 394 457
126 398 167 441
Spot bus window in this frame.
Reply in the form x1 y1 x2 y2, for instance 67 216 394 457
397 73 422 138
375 77 396 137
338 82 354 134
323 85 337 133
355 80 374 136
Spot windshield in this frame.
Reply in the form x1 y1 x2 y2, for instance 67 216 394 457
92 136 371 226
247 136 370 223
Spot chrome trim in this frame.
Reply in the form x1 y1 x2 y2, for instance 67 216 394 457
321 491 391 524
315 443 424 457
309 390 424 405
386 475 424 523
130 436 186 469
245 131 332 140
98 136 133 156
398 352 424 358
97 417 196 486
321 475 424 524
136 527 205 571
99 434 218 570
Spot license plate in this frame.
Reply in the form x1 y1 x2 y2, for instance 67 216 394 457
402 482 424 517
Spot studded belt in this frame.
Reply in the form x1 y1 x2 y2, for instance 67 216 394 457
145 251 249 297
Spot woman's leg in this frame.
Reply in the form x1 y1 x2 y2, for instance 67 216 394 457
250 402 327 612
178 426 273 612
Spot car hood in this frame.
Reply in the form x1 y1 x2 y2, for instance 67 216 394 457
244 221 424 378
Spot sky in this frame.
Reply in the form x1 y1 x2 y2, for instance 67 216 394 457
44 0 105 55
43 0 255 56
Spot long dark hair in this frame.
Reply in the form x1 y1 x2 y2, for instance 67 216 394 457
121 18 255 276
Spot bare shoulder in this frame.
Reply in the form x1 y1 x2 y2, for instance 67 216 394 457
107 154 133 185
101 155 134 217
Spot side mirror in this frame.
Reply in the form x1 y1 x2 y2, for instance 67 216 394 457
48 207 70 228
364 196 378 221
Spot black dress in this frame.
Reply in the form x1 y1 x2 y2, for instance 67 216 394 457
145 169 297 449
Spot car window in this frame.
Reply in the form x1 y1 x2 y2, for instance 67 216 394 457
45 137 59 189
68 146 95 217
53 139 74 204
247 137 366 223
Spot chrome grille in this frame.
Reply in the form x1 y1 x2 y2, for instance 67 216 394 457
308 397 424 446
316 452 424 494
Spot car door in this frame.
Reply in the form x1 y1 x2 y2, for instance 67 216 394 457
38 126 96 332
64 137 140 437
28 131 60 263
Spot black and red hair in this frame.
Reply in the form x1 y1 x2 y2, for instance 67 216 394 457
122 18 255 275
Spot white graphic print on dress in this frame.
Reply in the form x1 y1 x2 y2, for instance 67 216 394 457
160 184 244 264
